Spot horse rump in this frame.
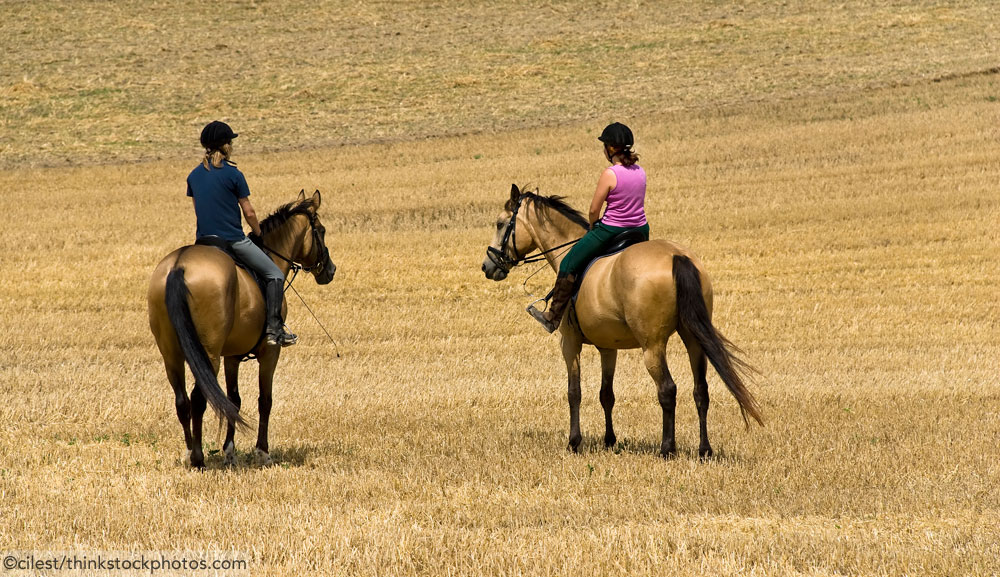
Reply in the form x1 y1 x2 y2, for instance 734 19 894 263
165 267 249 429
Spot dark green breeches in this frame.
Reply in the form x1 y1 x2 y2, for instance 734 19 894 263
558 222 650 275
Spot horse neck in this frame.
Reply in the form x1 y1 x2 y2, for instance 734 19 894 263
262 215 308 277
522 201 587 272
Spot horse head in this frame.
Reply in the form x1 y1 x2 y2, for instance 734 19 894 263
482 184 538 281
262 190 336 284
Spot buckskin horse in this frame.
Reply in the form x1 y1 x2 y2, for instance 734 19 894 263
482 185 762 458
148 190 335 468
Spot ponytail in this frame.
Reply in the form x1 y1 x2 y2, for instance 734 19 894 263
201 142 233 170
607 144 640 167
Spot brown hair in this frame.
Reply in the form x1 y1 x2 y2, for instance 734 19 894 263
605 144 640 167
201 142 233 170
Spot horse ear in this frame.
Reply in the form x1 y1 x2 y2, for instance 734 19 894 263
311 190 321 209
510 184 520 202
297 189 306 201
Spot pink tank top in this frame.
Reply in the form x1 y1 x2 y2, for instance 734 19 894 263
601 164 647 227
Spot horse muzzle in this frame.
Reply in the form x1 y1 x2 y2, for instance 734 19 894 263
482 256 508 281
314 258 336 285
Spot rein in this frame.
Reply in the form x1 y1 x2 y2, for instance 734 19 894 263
487 194 580 274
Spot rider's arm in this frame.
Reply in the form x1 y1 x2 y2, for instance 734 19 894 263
589 168 616 225
238 196 263 236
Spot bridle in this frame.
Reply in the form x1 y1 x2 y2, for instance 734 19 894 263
262 212 330 281
486 194 579 274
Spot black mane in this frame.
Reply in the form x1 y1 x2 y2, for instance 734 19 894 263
511 190 589 230
260 198 315 234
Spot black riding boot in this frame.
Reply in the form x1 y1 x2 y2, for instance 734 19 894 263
265 279 297 347
527 273 577 333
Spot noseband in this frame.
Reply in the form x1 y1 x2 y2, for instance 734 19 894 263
486 195 525 274
486 194 580 274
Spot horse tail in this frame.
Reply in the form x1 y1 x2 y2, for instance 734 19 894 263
165 266 248 429
673 255 764 427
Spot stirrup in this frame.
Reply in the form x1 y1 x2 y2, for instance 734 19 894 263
526 304 558 334
266 326 298 347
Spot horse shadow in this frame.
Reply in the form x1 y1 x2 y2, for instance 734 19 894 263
556 432 756 465
196 443 314 471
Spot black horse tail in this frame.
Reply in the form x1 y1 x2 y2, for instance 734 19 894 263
673 255 764 428
165 266 248 429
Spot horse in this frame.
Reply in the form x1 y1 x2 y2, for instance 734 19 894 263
481 184 762 458
147 190 336 468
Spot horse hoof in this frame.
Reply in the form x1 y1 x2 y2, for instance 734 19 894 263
659 445 677 460
253 449 273 466
604 434 617 449
223 442 237 466
699 446 714 460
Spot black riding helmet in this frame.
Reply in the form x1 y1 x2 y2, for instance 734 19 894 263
598 122 634 149
200 120 238 150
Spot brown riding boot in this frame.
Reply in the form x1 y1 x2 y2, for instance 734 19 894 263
527 274 577 333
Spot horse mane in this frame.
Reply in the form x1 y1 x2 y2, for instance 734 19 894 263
260 197 316 235
509 189 589 230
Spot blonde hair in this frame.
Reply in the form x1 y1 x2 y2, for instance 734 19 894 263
201 142 233 170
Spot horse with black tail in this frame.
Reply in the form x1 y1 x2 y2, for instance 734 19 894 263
148 190 335 468
482 184 762 458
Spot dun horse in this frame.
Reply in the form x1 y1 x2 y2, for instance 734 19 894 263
482 185 762 458
148 190 335 468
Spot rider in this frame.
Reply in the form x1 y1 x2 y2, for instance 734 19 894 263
186 120 297 347
527 122 650 333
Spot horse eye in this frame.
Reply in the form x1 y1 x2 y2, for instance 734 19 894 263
497 222 505 230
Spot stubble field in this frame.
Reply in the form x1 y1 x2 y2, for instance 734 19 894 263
1 2 999 576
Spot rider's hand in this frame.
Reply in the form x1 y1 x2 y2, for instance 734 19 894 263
248 232 264 248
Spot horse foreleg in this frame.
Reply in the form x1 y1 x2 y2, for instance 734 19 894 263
598 348 618 449
223 356 242 466
254 346 280 466
561 330 584 453
643 345 677 458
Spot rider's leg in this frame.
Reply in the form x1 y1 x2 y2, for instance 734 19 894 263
527 224 614 332
229 238 297 346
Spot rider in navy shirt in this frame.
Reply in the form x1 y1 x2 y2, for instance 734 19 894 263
186 121 296 347
187 160 251 241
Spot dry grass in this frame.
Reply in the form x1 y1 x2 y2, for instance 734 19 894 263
2 1 998 168
2 1 1000 576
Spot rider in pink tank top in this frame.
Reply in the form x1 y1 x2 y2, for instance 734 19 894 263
601 164 647 227
527 122 651 333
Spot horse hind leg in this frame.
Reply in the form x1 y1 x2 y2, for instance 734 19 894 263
190 385 207 468
598 348 618 449
643 344 677 458
189 354 222 469
165 359 195 466
680 328 712 459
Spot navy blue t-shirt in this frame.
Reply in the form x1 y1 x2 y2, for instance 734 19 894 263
186 160 251 241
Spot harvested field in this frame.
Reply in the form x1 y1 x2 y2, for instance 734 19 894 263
1 2 998 576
